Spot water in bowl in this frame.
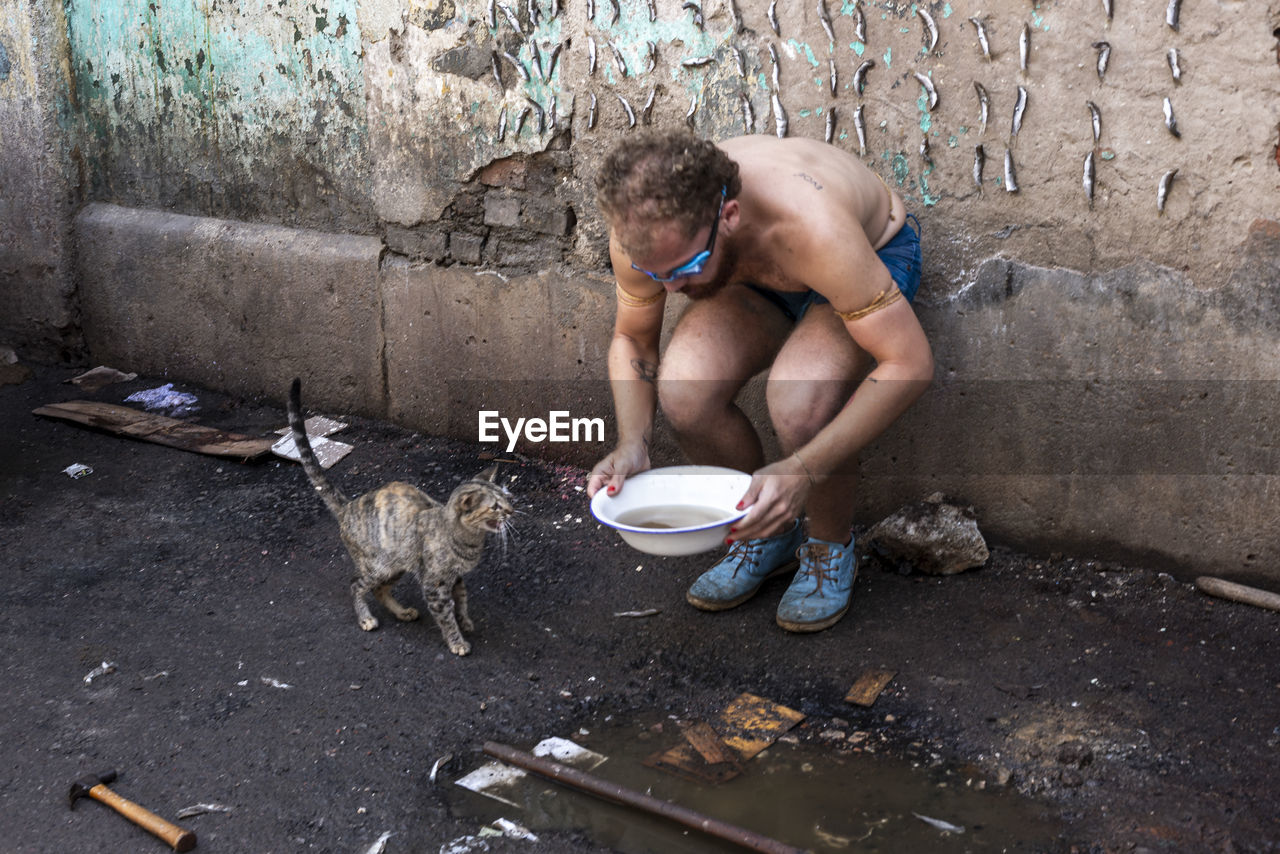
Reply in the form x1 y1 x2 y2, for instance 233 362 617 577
615 505 732 530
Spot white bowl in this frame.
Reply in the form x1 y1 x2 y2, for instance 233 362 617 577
590 465 751 556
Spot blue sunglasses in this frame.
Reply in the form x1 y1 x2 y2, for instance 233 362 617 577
630 187 727 283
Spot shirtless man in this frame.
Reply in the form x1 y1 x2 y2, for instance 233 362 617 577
586 131 933 633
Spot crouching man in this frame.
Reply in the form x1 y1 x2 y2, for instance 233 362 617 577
586 131 933 632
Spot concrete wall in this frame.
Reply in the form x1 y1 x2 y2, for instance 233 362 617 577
6 0 1280 582
0 2 78 360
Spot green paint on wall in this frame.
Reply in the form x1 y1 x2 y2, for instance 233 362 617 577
882 46 892 68
851 41 866 56
787 40 820 67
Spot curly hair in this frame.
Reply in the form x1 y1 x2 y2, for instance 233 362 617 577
595 130 741 257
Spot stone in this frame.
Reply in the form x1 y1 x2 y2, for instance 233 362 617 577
864 492 990 575
483 193 521 228
449 232 485 264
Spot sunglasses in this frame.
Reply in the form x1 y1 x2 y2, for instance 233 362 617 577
630 187 727 283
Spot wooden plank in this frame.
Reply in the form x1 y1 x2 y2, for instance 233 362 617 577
34 401 275 461
683 721 736 766
844 668 896 707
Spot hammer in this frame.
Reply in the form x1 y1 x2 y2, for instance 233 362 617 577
68 770 197 852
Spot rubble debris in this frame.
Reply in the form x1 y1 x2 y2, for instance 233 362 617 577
361 830 393 854
844 668 895 707
1195 576 1280 613
864 492 989 575
34 400 275 460
68 366 138 391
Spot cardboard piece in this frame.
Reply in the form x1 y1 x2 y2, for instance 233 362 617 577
272 416 352 469
33 401 275 461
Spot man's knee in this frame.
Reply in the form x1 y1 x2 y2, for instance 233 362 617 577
767 378 850 448
657 372 725 432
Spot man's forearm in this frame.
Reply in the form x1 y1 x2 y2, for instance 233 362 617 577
607 334 660 449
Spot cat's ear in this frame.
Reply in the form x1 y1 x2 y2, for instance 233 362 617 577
475 464 499 483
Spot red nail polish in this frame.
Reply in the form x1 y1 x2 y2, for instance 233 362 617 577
725 537 734 546
729 527 737 534
607 486 616 494
736 501 745 510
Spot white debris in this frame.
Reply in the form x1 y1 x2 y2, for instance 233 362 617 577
913 812 965 834
62 463 93 479
125 383 200 416
362 830 394 854
260 677 293 689
83 661 117 685
176 803 233 819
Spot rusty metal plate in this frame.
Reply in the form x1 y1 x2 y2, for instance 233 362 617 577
844 668 896 707
643 693 804 784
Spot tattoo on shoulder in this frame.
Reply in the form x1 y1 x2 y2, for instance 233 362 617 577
795 172 824 190
632 359 658 383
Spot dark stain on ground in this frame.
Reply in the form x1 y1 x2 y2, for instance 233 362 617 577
1 363 1277 852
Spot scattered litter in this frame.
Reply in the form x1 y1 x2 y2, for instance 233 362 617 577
913 812 965 834
62 463 93 479
455 761 528 808
125 383 200 416
531 737 607 770
482 818 537 841
270 433 353 470
83 661 117 685
34 400 275 460
613 608 661 618
176 803 233 819
260 677 293 689
144 670 170 681
429 753 454 783
864 492 989 575
274 414 348 439
68 366 138 391
844 668 896 707
362 830 394 854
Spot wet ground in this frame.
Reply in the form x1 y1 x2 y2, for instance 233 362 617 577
1 361 1277 853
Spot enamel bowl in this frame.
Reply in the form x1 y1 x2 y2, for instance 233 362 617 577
590 465 751 556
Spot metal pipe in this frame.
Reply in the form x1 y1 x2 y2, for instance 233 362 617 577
481 741 807 854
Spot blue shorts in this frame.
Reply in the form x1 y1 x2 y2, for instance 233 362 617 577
745 213 922 322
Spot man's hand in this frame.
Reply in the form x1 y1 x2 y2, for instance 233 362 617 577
586 440 652 498
730 455 814 541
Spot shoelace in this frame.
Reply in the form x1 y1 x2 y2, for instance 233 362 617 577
795 542 841 597
727 539 766 577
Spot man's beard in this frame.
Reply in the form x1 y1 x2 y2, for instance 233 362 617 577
681 240 739 301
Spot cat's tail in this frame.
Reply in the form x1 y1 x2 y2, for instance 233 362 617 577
287 378 348 517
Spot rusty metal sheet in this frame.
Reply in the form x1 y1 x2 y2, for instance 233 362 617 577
34 401 275 461
643 693 804 784
844 668 896 707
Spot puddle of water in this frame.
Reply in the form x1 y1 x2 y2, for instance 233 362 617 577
449 720 1067 853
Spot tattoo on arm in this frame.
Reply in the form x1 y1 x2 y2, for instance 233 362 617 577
795 172 824 190
631 359 658 384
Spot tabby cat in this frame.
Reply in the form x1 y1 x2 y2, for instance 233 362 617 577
287 379 513 656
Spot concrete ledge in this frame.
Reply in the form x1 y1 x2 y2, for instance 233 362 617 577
381 259 616 462
76 203 385 416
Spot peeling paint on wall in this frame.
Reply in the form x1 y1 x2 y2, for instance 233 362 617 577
64 0 369 229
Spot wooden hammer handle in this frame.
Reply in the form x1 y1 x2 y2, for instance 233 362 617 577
89 784 197 852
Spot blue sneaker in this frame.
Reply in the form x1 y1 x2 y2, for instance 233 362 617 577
686 521 804 611
775 537 857 633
